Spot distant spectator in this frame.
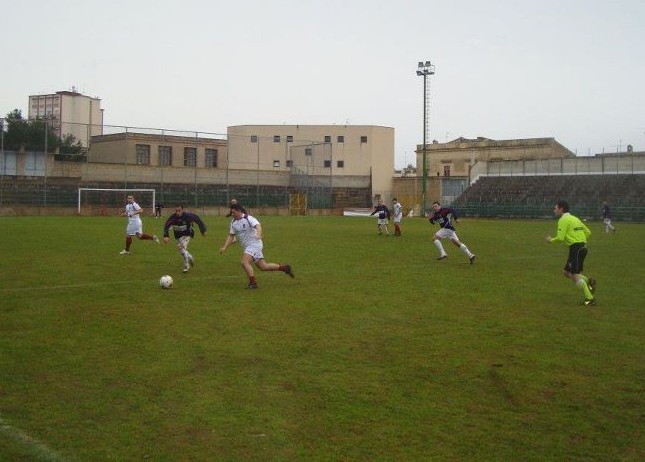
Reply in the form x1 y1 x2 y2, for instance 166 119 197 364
155 202 164 218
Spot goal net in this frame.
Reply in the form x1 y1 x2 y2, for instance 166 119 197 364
78 188 156 216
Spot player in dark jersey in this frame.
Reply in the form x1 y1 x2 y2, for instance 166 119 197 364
163 204 207 273
602 201 616 233
370 199 390 236
428 201 476 264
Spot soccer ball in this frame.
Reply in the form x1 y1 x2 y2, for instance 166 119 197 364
159 275 173 289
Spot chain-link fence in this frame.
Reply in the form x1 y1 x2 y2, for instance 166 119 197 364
0 121 371 212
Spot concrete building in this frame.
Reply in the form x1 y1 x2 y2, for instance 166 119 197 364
89 132 227 169
28 89 103 147
227 125 394 198
86 131 229 185
417 136 575 180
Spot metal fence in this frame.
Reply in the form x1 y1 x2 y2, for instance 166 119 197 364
0 122 370 211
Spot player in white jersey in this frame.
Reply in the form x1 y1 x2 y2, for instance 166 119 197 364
219 203 294 289
391 197 403 236
119 195 159 254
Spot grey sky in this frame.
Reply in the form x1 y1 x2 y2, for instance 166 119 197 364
2 0 643 168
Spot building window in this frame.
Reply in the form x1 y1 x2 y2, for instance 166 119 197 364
273 135 281 143
184 147 197 167
443 165 451 177
158 145 172 166
324 135 331 143
337 160 344 168
205 148 217 168
286 135 293 143
136 144 150 165
273 160 280 168
305 147 312 156
251 135 258 143
286 160 293 168
337 135 344 143
324 160 331 168
360 135 368 143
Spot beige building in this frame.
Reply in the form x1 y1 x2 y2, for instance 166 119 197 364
87 132 228 184
89 132 227 168
417 136 575 179
227 125 394 198
28 89 104 147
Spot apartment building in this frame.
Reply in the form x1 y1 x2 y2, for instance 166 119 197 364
28 89 103 147
227 125 395 198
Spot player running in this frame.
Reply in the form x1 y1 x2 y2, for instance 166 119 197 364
163 204 207 273
119 195 159 254
370 198 390 236
220 203 294 289
428 201 476 264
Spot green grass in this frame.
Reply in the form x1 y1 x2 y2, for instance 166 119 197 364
0 215 643 461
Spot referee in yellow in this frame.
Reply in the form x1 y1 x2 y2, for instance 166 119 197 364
546 200 597 306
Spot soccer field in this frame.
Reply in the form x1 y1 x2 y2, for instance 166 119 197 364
0 215 643 461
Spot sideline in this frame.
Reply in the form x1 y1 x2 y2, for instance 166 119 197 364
0 416 67 461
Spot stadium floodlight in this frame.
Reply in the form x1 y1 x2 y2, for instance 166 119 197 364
416 60 435 215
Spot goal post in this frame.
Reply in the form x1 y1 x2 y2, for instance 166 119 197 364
78 188 156 216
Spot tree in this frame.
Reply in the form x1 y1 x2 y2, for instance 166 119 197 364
56 133 86 162
3 109 85 159
3 109 29 150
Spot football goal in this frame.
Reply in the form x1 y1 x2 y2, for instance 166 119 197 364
77 188 156 215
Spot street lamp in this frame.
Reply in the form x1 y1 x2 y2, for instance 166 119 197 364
416 60 435 215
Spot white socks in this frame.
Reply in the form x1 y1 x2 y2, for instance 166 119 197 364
459 243 474 258
434 240 446 256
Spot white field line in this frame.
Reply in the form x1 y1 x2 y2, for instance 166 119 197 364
1 256 490 294
0 416 67 461
0 257 488 294
0 274 238 293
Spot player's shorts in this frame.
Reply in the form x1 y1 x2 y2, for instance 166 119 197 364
377 218 388 225
126 220 143 236
603 218 612 224
435 228 458 241
244 242 265 262
564 243 587 274
393 215 402 224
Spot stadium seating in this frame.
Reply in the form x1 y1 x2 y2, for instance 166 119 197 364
453 174 645 221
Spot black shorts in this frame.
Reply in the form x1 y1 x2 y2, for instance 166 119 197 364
564 243 588 274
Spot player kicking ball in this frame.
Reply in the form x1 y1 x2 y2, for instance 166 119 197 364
162 204 207 273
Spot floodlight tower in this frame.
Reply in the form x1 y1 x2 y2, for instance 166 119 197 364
416 60 435 215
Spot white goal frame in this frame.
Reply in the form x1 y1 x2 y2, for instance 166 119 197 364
77 188 156 215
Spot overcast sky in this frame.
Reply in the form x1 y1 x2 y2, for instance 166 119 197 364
2 0 643 168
